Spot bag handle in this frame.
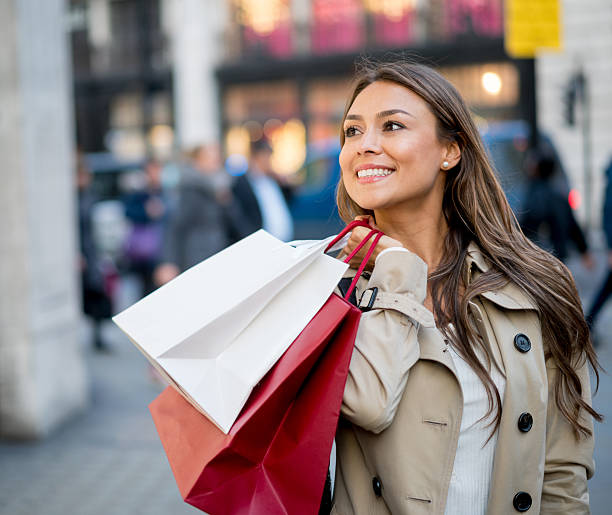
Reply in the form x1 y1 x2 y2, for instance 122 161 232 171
342 228 379 264
324 220 372 253
344 231 383 300
325 220 385 300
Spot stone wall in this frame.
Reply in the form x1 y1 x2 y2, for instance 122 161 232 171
0 0 88 438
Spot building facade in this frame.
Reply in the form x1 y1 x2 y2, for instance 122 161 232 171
67 0 612 228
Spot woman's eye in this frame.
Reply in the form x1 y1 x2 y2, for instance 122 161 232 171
344 126 360 138
383 121 404 131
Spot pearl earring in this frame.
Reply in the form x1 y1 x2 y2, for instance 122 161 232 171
442 161 449 169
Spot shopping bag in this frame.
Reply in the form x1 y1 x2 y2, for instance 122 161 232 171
149 223 383 514
114 229 348 433
123 222 163 262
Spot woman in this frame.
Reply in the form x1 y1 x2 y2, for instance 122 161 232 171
331 60 601 515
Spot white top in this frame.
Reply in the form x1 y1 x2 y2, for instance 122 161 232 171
248 174 293 242
444 342 506 515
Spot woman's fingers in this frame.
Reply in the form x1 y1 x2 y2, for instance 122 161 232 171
354 214 378 229
343 226 380 270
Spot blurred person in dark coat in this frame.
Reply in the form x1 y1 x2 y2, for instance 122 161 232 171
586 157 612 337
122 159 167 297
520 150 594 267
76 154 112 351
154 144 247 285
232 139 295 242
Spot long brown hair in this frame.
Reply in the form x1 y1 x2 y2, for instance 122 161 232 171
336 59 602 438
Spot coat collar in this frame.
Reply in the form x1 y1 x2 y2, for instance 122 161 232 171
465 242 538 312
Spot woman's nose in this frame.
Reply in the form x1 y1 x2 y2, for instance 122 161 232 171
358 128 382 155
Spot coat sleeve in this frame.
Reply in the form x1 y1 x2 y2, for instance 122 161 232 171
541 357 595 514
340 250 434 434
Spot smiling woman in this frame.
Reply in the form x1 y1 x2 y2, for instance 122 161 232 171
339 81 460 245
329 60 602 515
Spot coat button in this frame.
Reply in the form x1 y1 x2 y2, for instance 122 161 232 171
513 491 532 511
514 333 531 353
517 412 533 432
372 477 382 497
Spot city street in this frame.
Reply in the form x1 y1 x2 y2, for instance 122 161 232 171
1 253 612 515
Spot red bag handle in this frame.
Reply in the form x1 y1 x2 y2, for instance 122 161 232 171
324 220 372 253
344 231 383 300
343 228 378 264
325 221 385 301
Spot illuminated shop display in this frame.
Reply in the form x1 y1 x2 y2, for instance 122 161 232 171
311 0 365 54
221 0 528 191
222 61 520 182
232 0 292 57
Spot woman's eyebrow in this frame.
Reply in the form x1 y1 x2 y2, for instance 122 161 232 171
377 109 415 119
344 109 415 121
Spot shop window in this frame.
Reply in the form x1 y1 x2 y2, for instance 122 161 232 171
440 62 519 117
311 0 365 54
223 81 305 175
233 0 293 58
444 0 504 39
365 0 419 47
306 78 352 146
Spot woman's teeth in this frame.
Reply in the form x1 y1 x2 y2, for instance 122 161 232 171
357 168 395 178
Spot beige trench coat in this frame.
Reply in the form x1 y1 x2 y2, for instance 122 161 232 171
331 243 595 515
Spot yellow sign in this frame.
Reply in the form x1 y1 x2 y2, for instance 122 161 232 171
505 0 562 58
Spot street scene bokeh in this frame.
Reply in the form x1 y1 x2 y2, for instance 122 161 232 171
1 0 611 513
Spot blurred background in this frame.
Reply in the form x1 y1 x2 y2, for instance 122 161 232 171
1 0 611 513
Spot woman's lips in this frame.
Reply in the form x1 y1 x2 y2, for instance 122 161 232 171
357 174 393 184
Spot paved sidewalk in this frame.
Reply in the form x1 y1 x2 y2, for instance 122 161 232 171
568 253 612 515
0 324 197 515
1 257 611 514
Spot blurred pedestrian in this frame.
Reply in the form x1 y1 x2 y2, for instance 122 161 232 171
122 159 167 297
520 150 594 268
76 153 112 351
232 139 294 241
154 144 246 285
586 156 612 336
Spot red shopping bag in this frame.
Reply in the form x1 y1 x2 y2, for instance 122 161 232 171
149 222 382 514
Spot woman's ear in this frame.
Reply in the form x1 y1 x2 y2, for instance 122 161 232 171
443 141 461 170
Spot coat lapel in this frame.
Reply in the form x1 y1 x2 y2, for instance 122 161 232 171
418 325 458 377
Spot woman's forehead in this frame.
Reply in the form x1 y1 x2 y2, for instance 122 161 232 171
348 80 428 116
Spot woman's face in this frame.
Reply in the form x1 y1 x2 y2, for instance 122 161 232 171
339 80 450 215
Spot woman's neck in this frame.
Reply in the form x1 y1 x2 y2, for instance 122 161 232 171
374 204 448 272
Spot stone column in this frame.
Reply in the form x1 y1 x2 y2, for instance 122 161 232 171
0 0 87 438
168 0 228 149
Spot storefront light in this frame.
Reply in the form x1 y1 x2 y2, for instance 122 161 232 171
225 125 250 157
270 118 306 175
482 71 502 95
364 0 416 21
234 0 289 35
149 125 174 152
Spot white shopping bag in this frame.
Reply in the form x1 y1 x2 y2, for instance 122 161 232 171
113 230 348 433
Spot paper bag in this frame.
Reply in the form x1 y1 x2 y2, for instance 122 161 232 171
113 229 348 433
149 293 361 514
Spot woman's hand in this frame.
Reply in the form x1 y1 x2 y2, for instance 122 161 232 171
340 216 404 270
